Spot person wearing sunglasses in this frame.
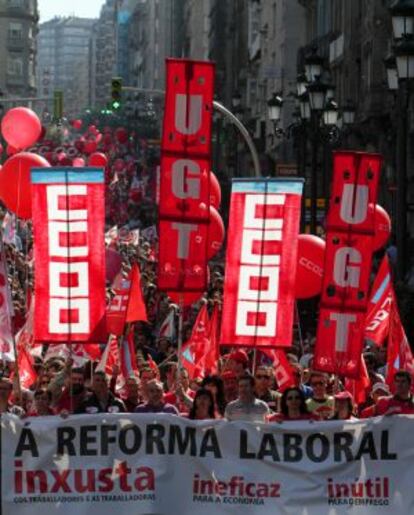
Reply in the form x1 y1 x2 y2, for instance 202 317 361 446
268 387 315 422
254 366 279 412
305 372 334 420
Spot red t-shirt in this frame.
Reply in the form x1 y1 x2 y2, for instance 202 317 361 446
376 395 414 416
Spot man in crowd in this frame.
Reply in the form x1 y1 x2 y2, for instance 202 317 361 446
0 377 24 416
291 363 313 399
122 376 141 412
306 372 334 419
376 371 414 415
54 367 88 414
164 367 194 414
139 366 158 401
225 373 270 422
254 365 279 412
221 370 239 404
135 379 179 414
360 382 391 418
76 371 126 414
222 350 249 378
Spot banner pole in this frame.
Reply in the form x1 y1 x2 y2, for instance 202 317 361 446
252 348 257 375
295 302 305 355
177 296 184 373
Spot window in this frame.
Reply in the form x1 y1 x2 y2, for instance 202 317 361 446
7 55 23 76
8 22 23 39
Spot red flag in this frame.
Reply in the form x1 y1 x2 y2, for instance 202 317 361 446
181 303 210 379
262 348 295 392
96 336 119 376
345 355 371 405
17 346 37 390
386 296 414 386
203 304 220 375
365 256 392 346
107 265 148 336
125 264 148 323
73 343 102 362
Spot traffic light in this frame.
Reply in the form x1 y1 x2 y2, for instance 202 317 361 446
111 77 122 110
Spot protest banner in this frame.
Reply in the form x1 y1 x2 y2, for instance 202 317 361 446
221 178 303 348
31 168 106 342
2 413 412 514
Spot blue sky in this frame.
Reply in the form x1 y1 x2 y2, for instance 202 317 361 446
38 0 106 21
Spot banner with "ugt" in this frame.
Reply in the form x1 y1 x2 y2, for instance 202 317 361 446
220 179 303 348
31 168 106 342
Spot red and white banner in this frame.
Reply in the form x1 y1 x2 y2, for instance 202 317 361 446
365 255 392 346
181 303 211 379
4 414 414 515
220 179 303 348
314 152 382 377
31 168 106 342
158 59 217 299
262 348 296 391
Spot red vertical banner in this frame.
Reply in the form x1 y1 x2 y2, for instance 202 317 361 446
31 168 106 342
158 59 216 299
314 152 382 377
220 179 304 348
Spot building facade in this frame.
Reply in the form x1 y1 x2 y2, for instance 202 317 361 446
0 0 38 100
37 16 95 117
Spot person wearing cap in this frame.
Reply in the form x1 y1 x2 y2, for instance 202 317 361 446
360 383 391 418
223 350 249 378
306 372 334 420
330 391 357 420
225 373 270 422
376 370 414 416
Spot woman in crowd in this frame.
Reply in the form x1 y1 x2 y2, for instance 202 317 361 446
201 375 226 417
27 389 55 416
268 387 314 422
330 391 357 420
188 388 216 420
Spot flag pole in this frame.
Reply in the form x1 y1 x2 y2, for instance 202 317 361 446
177 295 184 373
295 302 305 355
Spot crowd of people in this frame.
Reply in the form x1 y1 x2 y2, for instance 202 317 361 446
0 348 413 421
0 117 413 426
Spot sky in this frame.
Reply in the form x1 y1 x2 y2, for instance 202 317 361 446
38 0 106 22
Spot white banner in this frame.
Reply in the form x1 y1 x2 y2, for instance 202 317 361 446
1 414 413 514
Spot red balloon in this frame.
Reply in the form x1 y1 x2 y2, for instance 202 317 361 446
89 152 108 167
207 206 225 259
372 204 391 251
115 127 128 144
0 152 50 219
295 234 326 299
72 119 83 130
84 140 97 154
1 107 41 149
72 157 85 167
210 172 222 209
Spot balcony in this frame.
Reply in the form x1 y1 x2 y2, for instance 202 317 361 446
6 36 24 51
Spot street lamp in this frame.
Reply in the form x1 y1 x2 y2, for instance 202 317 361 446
385 54 399 90
299 92 311 121
307 77 328 111
323 99 339 126
296 73 308 97
267 92 283 124
304 48 324 82
342 100 356 126
390 0 414 39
